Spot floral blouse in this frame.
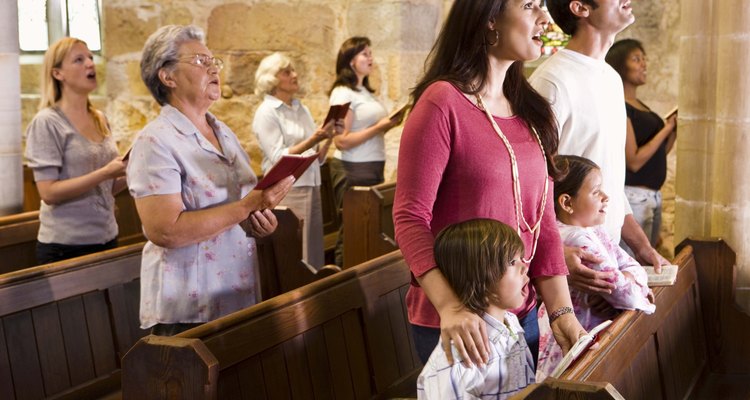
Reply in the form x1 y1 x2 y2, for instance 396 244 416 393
127 105 259 329
537 221 655 380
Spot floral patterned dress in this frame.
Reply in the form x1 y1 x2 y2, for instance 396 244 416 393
536 221 656 380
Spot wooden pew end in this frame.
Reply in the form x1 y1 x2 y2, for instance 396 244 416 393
512 378 625 400
122 335 219 400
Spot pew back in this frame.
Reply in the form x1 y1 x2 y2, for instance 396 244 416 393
343 181 397 269
547 238 750 400
0 244 146 400
0 189 144 274
122 250 421 399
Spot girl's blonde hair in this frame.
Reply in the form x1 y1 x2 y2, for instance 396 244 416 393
40 37 109 136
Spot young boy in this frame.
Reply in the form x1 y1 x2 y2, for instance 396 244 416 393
417 219 535 399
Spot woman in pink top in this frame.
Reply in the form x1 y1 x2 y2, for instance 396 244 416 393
393 0 587 368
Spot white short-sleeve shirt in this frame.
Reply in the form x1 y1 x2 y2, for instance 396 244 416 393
127 104 259 329
329 85 387 162
529 49 631 243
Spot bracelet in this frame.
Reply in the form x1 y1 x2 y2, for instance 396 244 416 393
549 306 574 324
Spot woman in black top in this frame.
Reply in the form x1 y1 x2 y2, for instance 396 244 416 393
606 39 676 248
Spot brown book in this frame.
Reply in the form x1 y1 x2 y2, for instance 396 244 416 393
255 153 318 190
388 103 410 125
323 102 351 126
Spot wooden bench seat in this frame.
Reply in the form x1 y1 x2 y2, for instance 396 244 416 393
0 208 332 400
342 181 397 269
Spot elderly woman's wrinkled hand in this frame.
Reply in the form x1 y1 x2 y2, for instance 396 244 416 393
247 209 278 238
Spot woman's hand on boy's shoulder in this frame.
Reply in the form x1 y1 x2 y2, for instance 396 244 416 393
440 307 489 368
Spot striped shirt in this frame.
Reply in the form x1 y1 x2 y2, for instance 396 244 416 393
417 312 535 399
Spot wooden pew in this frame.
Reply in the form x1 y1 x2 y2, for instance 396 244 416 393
319 161 340 261
0 190 144 274
342 181 397 269
525 238 750 399
0 208 332 400
121 250 421 399
0 243 146 400
121 238 750 400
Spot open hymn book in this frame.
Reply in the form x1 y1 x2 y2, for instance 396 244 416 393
644 264 679 287
255 152 318 190
549 319 613 378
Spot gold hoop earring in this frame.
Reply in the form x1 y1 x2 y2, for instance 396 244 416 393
485 29 499 46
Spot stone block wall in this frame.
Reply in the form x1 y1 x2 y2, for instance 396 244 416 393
17 0 680 253
98 0 445 182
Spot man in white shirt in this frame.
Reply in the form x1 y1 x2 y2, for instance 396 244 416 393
530 0 667 294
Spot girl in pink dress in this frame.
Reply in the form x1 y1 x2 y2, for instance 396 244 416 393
536 155 656 380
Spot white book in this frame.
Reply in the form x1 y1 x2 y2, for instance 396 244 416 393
550 319 613 378
643 264 679 287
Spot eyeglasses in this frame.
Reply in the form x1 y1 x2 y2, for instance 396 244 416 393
176 54 224 70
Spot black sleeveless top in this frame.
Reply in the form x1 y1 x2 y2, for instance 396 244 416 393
625 102 667 190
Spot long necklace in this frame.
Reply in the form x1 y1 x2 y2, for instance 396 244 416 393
474 93 548 264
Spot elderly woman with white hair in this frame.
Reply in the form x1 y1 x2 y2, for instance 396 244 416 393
128 25 293 336
252 52 339 269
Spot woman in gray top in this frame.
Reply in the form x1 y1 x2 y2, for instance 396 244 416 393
25 37 127 264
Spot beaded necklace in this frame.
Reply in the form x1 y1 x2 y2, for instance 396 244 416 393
474 93 548 264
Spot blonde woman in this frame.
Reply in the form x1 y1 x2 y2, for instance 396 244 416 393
25 37 127 264
252 53 339 269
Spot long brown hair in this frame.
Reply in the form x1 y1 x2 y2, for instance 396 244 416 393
40 37 109 136
412 0 559 177
434 219 525 315
329 37 375 94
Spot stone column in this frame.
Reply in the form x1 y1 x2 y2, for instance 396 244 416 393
0 0 23 215
675 1 750 309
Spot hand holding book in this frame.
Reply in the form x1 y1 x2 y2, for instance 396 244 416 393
550 320 612 378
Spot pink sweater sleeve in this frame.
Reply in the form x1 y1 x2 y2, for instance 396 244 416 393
393 96 451 277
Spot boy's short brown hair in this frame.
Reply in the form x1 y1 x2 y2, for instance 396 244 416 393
434 219 525 315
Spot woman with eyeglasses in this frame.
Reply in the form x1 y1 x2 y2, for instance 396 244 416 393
128 25 293 336
25 37 127 264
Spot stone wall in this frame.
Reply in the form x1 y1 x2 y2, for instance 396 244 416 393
18 0 681 251
98 0 447 182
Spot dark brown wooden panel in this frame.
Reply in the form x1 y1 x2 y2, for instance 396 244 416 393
340 310 371 400
261 345 291 400
0 322 15 399
323 317 355 400
217 366 243 400
304 326 334 400
612 335 663 400
236 356 267 400
3 311 45 399
31 302 71 395
282 333 314 399
367 292 399 391
386 286 415 376
82 292 117 376
58 296 96 386
656 284 706 400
